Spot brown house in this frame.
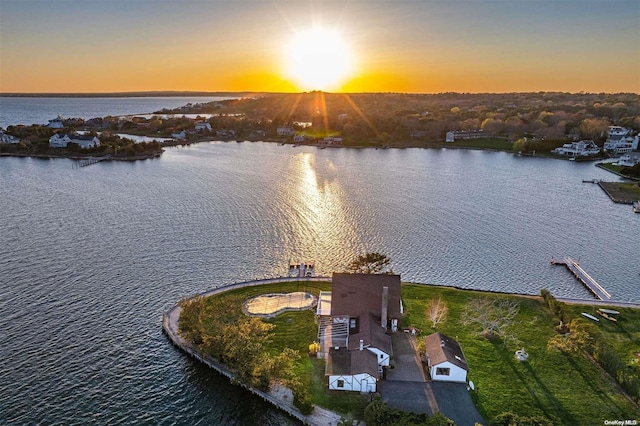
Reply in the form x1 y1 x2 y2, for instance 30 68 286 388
318 273 403 393
330 273 402 327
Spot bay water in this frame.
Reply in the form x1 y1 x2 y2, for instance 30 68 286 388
1 99 639 424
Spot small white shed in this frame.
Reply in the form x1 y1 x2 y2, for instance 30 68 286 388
424 332 469 383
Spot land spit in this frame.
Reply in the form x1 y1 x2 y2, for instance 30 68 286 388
163 277 640 425
162 276 342 426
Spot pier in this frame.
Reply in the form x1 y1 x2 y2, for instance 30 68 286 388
78 155 111 167
551 257 611 301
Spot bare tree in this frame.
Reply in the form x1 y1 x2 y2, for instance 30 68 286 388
462 298 520 346
426 297 448 328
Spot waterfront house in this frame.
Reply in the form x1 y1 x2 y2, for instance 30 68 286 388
424 332 469 383
47 115 65 129
194 121 212 132
49 133 100 149
552 140 600 157
277 126 294 136
1 132 20 144
617 152 640 167
318 273 402 392
603 126 639 156
171 130 187 140
446 129 485 143
322 136 343 145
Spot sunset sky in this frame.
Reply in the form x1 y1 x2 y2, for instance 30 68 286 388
1 0 639 94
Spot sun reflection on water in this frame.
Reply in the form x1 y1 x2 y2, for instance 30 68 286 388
286 152 363 272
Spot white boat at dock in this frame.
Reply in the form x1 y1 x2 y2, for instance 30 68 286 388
633 201 640 213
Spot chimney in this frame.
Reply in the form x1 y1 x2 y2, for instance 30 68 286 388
381 286 389 330
359 339 364 351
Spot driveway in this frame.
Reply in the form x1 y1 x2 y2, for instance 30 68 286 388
379 332 485 425
378 380 433 414
431 381 485 426
386 331 426 382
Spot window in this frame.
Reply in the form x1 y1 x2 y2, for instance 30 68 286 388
337 379 344 388
380 354 384 359
436 367 450 376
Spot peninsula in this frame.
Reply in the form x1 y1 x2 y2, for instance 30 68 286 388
165 271 640 426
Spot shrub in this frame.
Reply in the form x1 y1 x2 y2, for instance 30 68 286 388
292 383 313 415
491 411 553 426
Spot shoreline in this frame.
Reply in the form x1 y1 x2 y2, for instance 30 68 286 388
162 277 639 425
162 276 340 426
1 133 621 163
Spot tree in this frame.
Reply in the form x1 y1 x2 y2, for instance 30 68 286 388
462 298 520 346
512 138 527 152
346 252 393 274
425 297 448 328
578 118 609 141
177 296 205 344
547 318 596 354
481 118 504 136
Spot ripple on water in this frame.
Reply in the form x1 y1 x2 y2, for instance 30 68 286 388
1 143 638 423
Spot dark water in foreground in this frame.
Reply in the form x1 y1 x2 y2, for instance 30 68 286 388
1 142 638 424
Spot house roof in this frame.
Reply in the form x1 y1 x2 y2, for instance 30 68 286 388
347 312 392 356
325 348 378 377
330 273 401 319
53 133 97 141
424 332 468 371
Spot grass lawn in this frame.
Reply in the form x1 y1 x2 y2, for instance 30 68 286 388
599 182 640 203
401 284 640 424
446 138 513 151
598 163 625 173
193 281 640 424
202 281 370 417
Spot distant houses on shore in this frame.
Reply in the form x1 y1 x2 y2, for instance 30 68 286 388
0 129 20 144
445 129 485 143
604 126 639 156
49 133 101 149
552 140 600 157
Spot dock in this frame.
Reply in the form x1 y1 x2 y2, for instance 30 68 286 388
551 257 611 301
78 155 111 167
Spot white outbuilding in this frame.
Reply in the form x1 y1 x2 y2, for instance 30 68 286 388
424 332 469 383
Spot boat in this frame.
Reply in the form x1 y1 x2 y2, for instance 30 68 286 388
633 201 640 213
596 309 618 322
598 308 620 315
581 312 599 322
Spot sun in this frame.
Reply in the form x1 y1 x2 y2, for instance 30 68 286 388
284 27 353 92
